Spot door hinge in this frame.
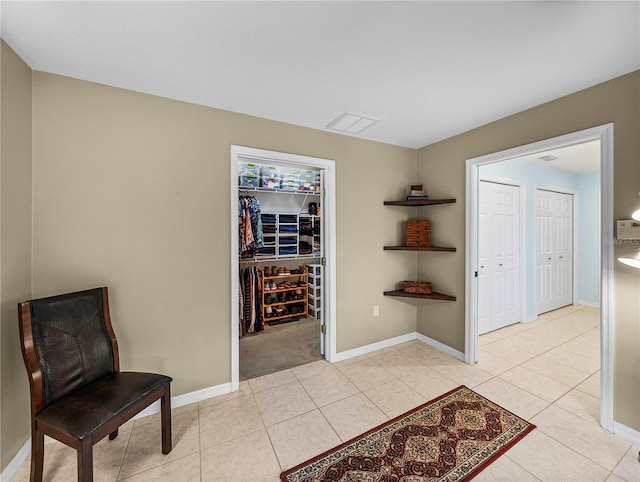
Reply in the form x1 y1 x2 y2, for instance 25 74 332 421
475 271 478 278
321 324 326 334
321 257 326 266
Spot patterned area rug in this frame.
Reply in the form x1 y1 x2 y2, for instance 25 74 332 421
280 386 535 482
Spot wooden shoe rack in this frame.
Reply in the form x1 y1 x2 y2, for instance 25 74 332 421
262 271 308 325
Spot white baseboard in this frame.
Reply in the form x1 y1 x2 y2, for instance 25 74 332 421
415 333 465 361
333 332 417 362
578 300 600 308
333 331 466 364
523 314 538 323
1 438 30 482
132 382 232 420
614 421 640 446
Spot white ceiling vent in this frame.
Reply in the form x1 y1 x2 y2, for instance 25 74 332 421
538 155 559 162
327 111 380 134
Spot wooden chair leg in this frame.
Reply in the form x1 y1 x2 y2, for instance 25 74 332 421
77 441 93 482
30 428 44 482
160 384 172 454
109 428 118 440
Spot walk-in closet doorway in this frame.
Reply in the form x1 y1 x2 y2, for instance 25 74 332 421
230 145 336 391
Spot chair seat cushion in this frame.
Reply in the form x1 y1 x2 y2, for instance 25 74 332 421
36 372 172 441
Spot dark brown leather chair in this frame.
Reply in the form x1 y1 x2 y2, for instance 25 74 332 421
18 287 172 482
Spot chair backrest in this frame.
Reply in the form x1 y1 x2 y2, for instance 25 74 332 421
18 287 119 412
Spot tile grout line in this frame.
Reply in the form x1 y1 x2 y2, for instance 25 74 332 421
114 426 133 481
500 307 631 479
252 385 286 475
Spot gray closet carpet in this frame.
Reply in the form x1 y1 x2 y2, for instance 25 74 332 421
240 318 323 381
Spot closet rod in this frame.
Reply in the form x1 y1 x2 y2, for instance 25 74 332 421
238 186 321 196
240 255 321 264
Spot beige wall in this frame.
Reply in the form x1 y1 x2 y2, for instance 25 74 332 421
416 71 640 430
3 44 637 472
30 72 418 399
1 41 33 471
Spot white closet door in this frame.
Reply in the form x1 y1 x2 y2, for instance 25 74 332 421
479 181 521 335
478 184 492 334
536 189 573 314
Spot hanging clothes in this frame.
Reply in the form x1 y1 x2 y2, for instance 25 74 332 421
239 196 264 256
239 265 263 334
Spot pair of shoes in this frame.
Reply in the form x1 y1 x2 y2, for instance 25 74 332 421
264 280 278 291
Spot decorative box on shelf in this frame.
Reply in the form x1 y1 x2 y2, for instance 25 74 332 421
406 220 430 247
407 184 428 201
403 281 433 295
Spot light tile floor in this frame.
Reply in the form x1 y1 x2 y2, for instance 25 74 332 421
12 305 640 481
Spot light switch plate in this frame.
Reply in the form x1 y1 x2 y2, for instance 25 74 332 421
616 220 640 240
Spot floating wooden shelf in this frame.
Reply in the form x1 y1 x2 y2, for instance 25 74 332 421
383 196 457 302
383 290 456 301
384 199 456 206
383 246 456 252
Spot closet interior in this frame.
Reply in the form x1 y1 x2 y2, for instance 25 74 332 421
238 158 325 380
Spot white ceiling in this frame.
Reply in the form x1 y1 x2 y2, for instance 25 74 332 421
519 140 601 174
1 1 639 149
484 139 602 175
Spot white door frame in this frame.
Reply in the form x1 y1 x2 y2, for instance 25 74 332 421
230 145 337 391
478 176 527 329
465 124 614 432
534 185 579 315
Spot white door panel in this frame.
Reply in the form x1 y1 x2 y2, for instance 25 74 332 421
479 181 521 334
536 189 573 314
477 187 491 334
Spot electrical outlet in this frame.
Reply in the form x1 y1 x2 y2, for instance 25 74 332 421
373 305 379 317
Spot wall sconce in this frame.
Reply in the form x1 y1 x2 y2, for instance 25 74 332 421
618 208 640 269
619 256 640 269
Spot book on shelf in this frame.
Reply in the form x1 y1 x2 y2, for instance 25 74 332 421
406 195 429 200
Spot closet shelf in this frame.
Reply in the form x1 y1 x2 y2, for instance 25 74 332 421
384 199 456 206
383 246 456 252
264 273 306 280
264 288 305 295
264 298 306 307
383 290 456 301
239 186 321 196
240 254 321 264
265 312 306 323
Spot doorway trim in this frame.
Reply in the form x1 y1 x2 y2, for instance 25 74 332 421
465 124 614 432
230 145 337 391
